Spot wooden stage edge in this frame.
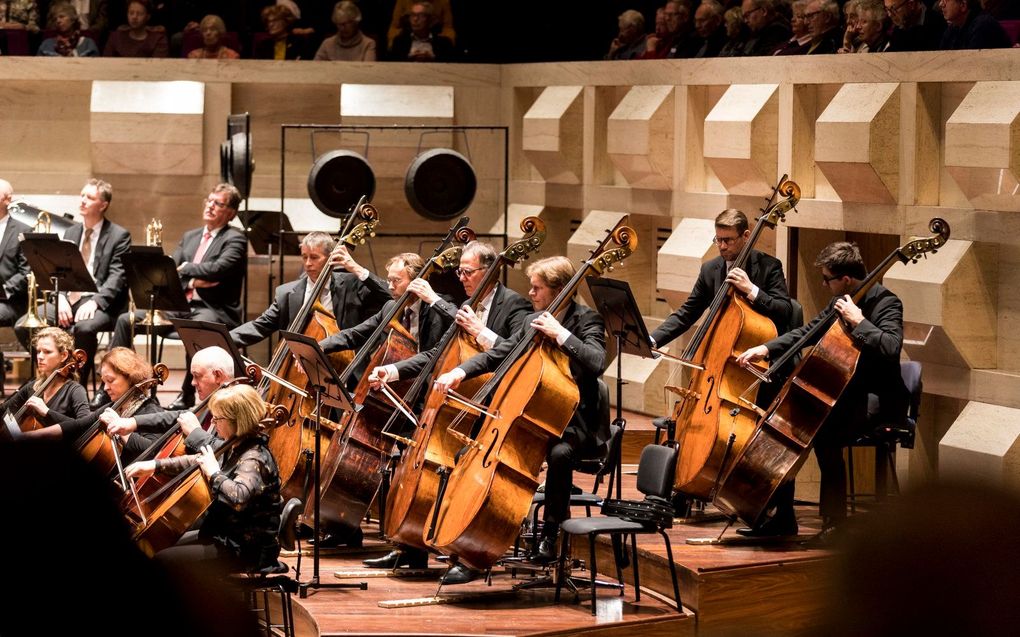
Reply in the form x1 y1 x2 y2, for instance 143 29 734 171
281 471 836 637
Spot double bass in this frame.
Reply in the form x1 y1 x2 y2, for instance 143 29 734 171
714 218 949 526
665 178 799 499
383 216 546 550
309 218 473 534
427 221 636 569
131 403 289 557
262 201 380 501
2 349 87 439
76 363 170 475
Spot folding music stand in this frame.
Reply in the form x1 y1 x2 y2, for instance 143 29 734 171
279 330 367 598
123 247 190 367
21 233 97 327
238 211 301 353
169 318 247 376
587 277 654 501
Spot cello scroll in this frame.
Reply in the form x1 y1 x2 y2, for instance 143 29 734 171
503 217 547 264
590 225 637 275
897 217 950 264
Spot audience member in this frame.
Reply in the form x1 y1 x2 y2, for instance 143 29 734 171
68 0 108 38
314 0 376 61
774 0 813 54
38 1 98 56
938 0 1012 49
186 14 238 59
852 0 891 52
837 0 862 52
718 6 750 56
387 0 454 49
639 6 669 58
741 0 791 55
693 0 727 57
667 1 703 58
255 4 309 59
606 9 647 59
104 0 168 57
389 0 455 61
804 0 842 54
885 0 947 51
0 0 39 32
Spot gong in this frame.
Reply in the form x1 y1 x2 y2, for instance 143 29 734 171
307 150 376 218
219 132 254 200
404 148 477 221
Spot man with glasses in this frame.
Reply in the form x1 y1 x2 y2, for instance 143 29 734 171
884 0 946 51
803 0 843 54
739 0 791 55
938 0 1011 50
737 242 907 546
649 208 792 354
109 183 247 408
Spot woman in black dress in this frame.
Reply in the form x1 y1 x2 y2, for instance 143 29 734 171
2 327 89 434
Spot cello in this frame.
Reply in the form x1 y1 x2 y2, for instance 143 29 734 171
2 348 87 439
76 363 170 475
664 178 799 499
261 201 380 501
309 219 473 534
426 221 636 570
713 218 949 527
383 216 546 550
131 403 289 558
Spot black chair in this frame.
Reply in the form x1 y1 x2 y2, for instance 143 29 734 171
847 361 922 511
235 496 303 637
555 444 683 615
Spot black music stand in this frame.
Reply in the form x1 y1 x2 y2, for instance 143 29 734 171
280 330 367 598
587 277 654 501
238 211 301 353
123 247 190 367
169 318 246 375
21 233 97 327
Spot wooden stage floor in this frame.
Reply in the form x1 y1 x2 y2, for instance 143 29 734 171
281 469 836 637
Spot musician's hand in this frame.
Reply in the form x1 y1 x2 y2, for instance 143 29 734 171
834 295 864 328
726 267 753 296
104 412 137 437
125 460 155 479
455 306 484 337
57 294 73 327
532 312 566 342
434 368 466 394
24 396 49 417
736 345 769 368
197 444 220 478
368 365 395 391
329 245 368 278
407 279 439 305
191 278 218 289
74 299 98 322
178 411 201 436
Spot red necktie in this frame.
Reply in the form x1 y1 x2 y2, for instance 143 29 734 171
186 230 212 302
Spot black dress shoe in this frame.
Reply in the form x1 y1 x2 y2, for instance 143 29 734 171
533 537 558 564
440 564 480 585
168 393 195 410
89 390 111 410
363 549 428 569
803 523 841 549
736 513 799 538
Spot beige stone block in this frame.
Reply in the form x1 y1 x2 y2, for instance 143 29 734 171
815 83 900 204
656 218 715 310
886 239 996 369
606 85 674 190
522 86 584 184
939 401 1020 492
703 84 779 195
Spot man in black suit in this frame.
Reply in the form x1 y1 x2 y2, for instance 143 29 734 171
362 241 531 575
650 208 791 352
229 231 389 348
434 256 608 567
16 178 132 390
0 179 32 326
737 242 907 544
318 252 455 367
367 240 532 389
110 183 247 407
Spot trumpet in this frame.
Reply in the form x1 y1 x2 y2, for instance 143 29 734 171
129 219 172 345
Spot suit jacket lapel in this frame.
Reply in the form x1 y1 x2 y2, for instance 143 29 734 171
93 221 110 278
289 279 307 322
487 284 505 329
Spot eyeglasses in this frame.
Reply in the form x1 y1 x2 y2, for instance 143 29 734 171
456 266 482 278
713 236 740 245
206 198 231 209
210 415 230 424
803 10 824 20
821 273 841 284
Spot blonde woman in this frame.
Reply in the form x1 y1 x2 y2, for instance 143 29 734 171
4 327 89 429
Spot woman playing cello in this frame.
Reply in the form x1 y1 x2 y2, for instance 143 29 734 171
4 327 90 433
125 384 283 574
